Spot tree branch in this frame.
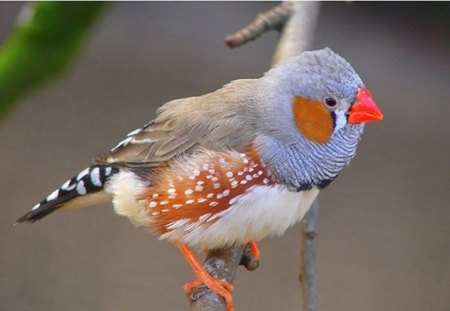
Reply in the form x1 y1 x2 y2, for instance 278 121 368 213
188 2 321 310
271 1 320 66
299 199 319 311
224 2 293 48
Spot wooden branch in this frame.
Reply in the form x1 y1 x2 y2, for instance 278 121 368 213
271 1 320 66
188 2 321 310
299 199 319 311
224 2 293 48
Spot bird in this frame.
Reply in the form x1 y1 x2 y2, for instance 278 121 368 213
16 48 383 311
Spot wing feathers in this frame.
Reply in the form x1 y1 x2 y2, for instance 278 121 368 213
96 79 260 167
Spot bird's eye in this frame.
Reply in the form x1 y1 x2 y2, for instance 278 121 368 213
324 97 337 109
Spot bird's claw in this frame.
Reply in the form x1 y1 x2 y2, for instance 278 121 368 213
184 275 234 311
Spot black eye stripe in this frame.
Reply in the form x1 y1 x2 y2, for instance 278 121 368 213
330 111 337 129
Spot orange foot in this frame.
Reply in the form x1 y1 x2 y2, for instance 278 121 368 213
177 243 235 311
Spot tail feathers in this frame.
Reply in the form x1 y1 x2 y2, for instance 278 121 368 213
16 165 118 224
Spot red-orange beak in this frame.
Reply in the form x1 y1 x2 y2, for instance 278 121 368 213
348 87 384 124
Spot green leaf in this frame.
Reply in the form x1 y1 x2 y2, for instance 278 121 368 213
0 2 107 120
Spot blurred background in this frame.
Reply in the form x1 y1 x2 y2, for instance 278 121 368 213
1 2 449 311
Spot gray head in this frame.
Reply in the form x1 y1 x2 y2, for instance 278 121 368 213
253 48 383 190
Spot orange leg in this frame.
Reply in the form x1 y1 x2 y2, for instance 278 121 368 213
176 242 235 311
247 240 260 259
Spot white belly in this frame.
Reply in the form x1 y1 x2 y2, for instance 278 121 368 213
107 171 319 250
172 185 319 249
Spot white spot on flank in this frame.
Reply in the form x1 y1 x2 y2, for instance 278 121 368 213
161 209 169 213
173 204 183 209
193 169 200 176
231 180 238 188
263 178 270 184
32 203 40 211
216 194 223 199
76 181 87 195
91 167 102 187
223 189 230 197
237 171 243 176
243 158 249 164
184 189 193 196
226 172 233 178
151 212 159 216
245 175 253 181
152 193 159 199
186 199 194 205
149 201 157 208
195 185 203 192
188 175 195 180
258 170 263 176
213 183 221 189
160 200 169 206
167 188 176 194
197 181 205 185
207 193 214 199
77 168 90 181
46 190 59 201
209 201 218 207
197 198 207 203
208 169 215 175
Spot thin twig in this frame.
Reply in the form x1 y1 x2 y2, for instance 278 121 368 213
299 200 319 311
188 2 321 310
224 2 293 48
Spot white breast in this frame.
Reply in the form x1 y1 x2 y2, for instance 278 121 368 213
174 185 319 249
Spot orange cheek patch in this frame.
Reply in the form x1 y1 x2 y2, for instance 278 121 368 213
292 96 334 144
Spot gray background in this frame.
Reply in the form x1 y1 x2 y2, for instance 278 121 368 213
1 2 449 311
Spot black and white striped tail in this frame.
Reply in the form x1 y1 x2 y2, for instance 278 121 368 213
16 165 119 224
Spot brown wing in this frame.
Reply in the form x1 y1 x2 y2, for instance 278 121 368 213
95 79 259 168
